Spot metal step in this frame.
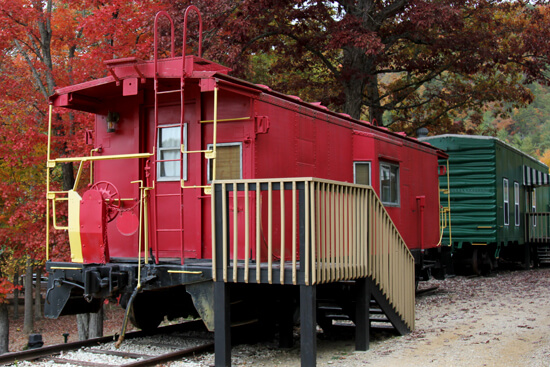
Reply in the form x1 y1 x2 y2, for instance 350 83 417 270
317 298 393 333
537 245 550 264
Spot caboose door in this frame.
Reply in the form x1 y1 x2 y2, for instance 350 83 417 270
146 102 202 262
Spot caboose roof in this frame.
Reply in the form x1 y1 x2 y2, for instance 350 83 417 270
212 73 447 156
49 55 444 156
49 56 231 112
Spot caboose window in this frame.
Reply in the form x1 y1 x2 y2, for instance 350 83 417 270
514 182 520 227
354 162 371 186
207 143 242 182
380 162 399 206
157 125 187 181
503 178 509 226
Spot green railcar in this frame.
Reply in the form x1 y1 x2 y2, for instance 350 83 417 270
422 135 550 274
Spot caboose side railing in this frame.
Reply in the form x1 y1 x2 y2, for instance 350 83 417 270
46 105 153 261
211 177 415 330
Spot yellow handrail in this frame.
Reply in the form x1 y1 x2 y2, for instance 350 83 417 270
51 152 153 164
45 105 154 260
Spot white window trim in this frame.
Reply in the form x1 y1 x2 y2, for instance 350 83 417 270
157 124 187 182
354 161 371 186
207 142 243 183
503 178 509 226
532 188 537 227
380 162 400 206
514 182 520 227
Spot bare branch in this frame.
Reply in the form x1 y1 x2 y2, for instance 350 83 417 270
13 40 49 100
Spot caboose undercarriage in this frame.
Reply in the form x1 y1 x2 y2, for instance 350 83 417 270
45 260 212 330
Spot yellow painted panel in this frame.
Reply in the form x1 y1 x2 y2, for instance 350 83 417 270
68 190 83 263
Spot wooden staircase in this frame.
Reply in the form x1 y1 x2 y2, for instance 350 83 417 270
211 178 416 366
317 279 412 338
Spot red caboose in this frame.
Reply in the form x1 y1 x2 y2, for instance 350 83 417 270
45 9 446 353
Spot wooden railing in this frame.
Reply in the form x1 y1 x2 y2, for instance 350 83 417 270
525 212 550 243
211 177 415 330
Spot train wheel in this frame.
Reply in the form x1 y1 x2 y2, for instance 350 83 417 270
472 248 493 276
129 295 164 332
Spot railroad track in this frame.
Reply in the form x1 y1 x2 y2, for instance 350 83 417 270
0 321 213 367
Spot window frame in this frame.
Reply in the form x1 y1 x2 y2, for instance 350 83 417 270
379 162 400 206
157 124 187 182
503 178 509 226
514 182 520 227
354 161 372 186
532 188 537 227
207 142 243 183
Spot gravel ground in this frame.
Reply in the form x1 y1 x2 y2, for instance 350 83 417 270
176 267 550 367
8 268 550 366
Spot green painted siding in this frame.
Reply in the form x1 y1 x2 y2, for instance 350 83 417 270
422 135 550 249
428 136 497 246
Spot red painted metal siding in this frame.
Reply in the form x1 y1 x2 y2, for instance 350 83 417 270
56 63 442 263
93 94 142 259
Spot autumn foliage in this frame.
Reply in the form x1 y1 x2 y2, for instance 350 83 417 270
0 0 167 298
0 0 549 305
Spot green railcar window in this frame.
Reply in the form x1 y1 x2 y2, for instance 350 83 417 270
532 189 537 227
514 182 520 227
503 178 509 226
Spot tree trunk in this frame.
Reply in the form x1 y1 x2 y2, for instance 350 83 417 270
365 73 384 126
12 271 19 320
0 302 8 354
34 266 42 321
89 305 104 338
76 306 104 341
23 260 34 334
341 47 369 121
76 313 90 341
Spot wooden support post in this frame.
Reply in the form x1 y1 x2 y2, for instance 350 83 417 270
355 277 371 351
300 284 317 367
214 281 231 367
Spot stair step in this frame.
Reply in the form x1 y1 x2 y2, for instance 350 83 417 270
318 305 343 311
323 314 350 320
370 316 390 322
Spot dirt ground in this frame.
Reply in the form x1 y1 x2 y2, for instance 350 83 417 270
6 268 550 366
6 301 130 352
222 267 550 367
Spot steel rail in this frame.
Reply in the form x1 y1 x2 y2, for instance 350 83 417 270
0 320 206 365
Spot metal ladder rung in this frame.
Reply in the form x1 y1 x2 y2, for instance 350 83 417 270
157 89 183 95
181 148 213 154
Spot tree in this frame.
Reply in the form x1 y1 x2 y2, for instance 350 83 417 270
0 0 164 342
23 258 33 334
0 283 10 354
0 249 18 354
168 0 550 135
